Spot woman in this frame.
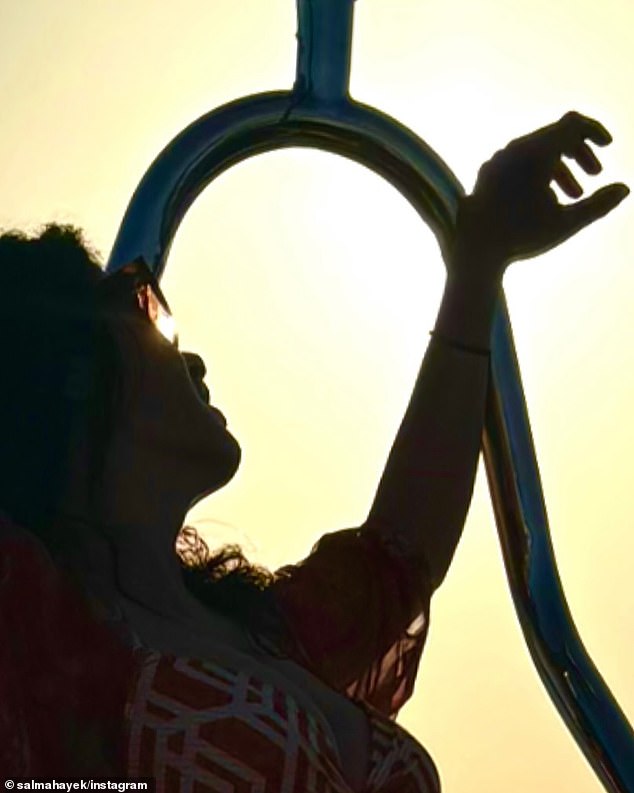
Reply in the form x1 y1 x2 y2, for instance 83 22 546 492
0 112 628 788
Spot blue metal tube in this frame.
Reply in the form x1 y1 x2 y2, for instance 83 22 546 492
484 301 634 793
294 0 355 101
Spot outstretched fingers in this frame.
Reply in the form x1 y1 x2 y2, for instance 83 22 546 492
548 112 621 209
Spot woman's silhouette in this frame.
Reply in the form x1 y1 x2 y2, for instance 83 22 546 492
0 112 627 788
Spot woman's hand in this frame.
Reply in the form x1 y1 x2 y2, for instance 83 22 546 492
451 111 629 273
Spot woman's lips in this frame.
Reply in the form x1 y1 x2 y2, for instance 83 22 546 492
209 405 228 427
198 384 228 427
192 378 210 404
188 370 227 427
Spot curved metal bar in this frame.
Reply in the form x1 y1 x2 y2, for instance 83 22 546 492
107 93 460 276
107 1 634 790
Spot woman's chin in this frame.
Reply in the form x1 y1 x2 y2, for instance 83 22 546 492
192 431 242 502
217 430 242 485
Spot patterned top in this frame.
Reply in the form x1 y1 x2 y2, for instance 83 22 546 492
126 652 440 792
0 516 438 791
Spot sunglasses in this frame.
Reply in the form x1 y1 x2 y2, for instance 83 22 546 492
100 259 178 347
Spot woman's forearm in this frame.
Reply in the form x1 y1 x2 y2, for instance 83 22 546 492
364 265 501 590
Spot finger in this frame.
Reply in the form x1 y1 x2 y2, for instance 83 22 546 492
561 182 629 236
560 111 613 147
552 160 583 198
572 141 602 175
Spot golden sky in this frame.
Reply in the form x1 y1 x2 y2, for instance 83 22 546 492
1 1 632 791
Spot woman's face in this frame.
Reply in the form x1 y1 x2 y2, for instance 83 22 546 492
103 295 242 507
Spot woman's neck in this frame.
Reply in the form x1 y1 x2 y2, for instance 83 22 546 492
55 510 209 629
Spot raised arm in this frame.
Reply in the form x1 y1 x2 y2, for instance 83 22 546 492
364 111 628 590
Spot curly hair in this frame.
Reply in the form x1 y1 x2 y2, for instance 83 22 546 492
0 224 115 538
176 525 291 652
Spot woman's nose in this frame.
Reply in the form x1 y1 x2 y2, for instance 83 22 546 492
181 352 210 403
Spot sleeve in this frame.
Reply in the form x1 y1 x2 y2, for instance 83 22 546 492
271 526 433 719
